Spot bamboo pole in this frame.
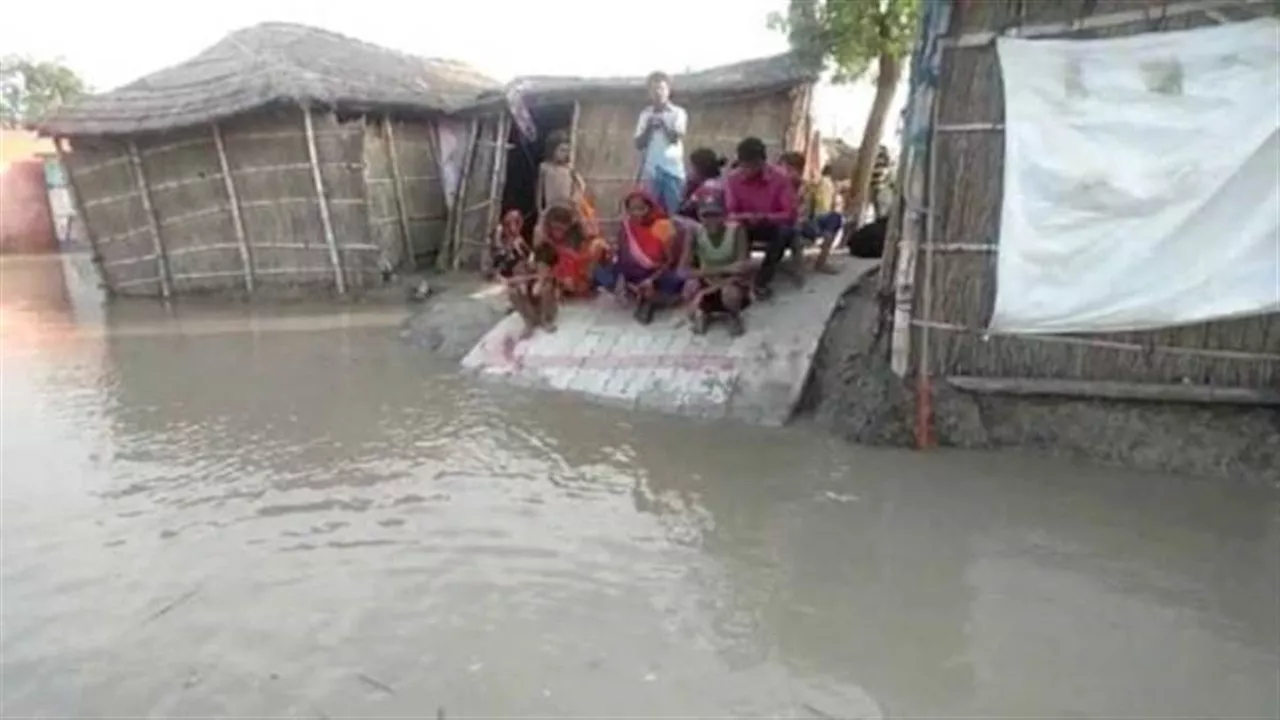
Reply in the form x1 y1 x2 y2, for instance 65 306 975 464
946 376 1280 407
383 117 415 271
942 0 1266 48
889 0 951 378
446 117 481 272
568 101 581 165
53 137 110 294
915 97 942 451
912 318 1280 363
476 113 511 278
127 139 172 299
212 122 254 293
483 114 509 242
302 106 346 294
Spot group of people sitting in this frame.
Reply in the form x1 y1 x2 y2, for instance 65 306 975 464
488 69 890 341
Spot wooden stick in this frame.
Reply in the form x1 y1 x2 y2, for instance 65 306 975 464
302 106 346 294
943 0 1267 48
449 117 481 272
927 242 998 253
127 139 172 299
936 122 1004 132
481 113 510 277
383 117 416 271
53 137 109 293
157 242 381 256
82 190 142 209
915 93 942 450
947 375 1280 407
212 122 254 293
913 319 1280 363
568 100 581 164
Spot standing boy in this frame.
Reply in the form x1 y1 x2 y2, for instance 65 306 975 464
634 71 688 215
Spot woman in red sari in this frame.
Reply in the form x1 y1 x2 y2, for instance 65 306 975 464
591 188 686 324
533 204 610 299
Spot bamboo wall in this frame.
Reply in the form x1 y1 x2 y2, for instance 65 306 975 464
915 0 1279 389
573 87 806 235
64 106 452 297
451 114 508 271
362 118 449 269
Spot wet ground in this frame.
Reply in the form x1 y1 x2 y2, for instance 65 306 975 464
3 254 1278 718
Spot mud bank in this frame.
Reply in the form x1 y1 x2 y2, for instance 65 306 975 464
400 280 510 361
806 274 1280 485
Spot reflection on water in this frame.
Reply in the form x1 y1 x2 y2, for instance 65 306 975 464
2 254 1277 717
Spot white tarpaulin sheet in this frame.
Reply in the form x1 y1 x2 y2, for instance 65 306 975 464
990 19 1280 335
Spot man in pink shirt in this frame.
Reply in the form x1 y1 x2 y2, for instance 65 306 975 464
723 136 797 297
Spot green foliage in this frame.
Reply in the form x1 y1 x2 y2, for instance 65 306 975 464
0 55 89 127
768 0 921 83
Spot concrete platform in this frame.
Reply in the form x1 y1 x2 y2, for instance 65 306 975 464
460 258 878 426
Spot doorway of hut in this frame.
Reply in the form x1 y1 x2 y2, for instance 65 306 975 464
499 103 577 239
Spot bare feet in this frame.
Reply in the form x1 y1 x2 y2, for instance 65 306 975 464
727 313 746 337
634 300 655 325
691 311 708 335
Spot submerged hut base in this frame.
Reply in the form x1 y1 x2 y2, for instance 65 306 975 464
806 277 1280 486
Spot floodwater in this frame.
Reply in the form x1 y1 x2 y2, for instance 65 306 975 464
2 254 1277 718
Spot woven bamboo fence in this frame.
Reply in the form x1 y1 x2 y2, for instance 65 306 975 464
61 106 458 297
905 0 1279 401
571 86 810 237
363 117 450 269
447 114 509 272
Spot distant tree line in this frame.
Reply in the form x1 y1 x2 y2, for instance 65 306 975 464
1 55 89 128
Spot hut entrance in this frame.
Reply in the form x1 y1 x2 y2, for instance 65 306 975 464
499 103 577 237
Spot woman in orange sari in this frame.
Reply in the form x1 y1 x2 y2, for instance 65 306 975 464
591 188 686 324
533 204 610 299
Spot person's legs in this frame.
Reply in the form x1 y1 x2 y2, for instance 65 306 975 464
719 282 746 336
508 285 539 339
681 277 702 307
593 263 619 293
785 225 806 285
749 222 788 296
653 271 685 303
651 168 684 216
814 211 845 273
538 279 559 331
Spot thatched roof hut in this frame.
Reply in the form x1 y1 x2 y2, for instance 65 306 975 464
37 23 821 298
492 54 820 240
36 22 502 297
886 0 1279 423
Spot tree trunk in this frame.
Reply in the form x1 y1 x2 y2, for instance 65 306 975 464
842 52 901 231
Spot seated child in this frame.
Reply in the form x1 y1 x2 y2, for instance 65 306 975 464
800 164 845 274
776 151 812 282
678 147 728 220
490 209 530 280
504 239 561 339
680 191 751 336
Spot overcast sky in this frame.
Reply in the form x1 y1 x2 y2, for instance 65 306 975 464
4 0 904 144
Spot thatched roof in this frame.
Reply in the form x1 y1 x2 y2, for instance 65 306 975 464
36 22 500 137
510 52 819 103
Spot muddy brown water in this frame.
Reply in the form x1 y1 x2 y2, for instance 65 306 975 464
2 255 1277 718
